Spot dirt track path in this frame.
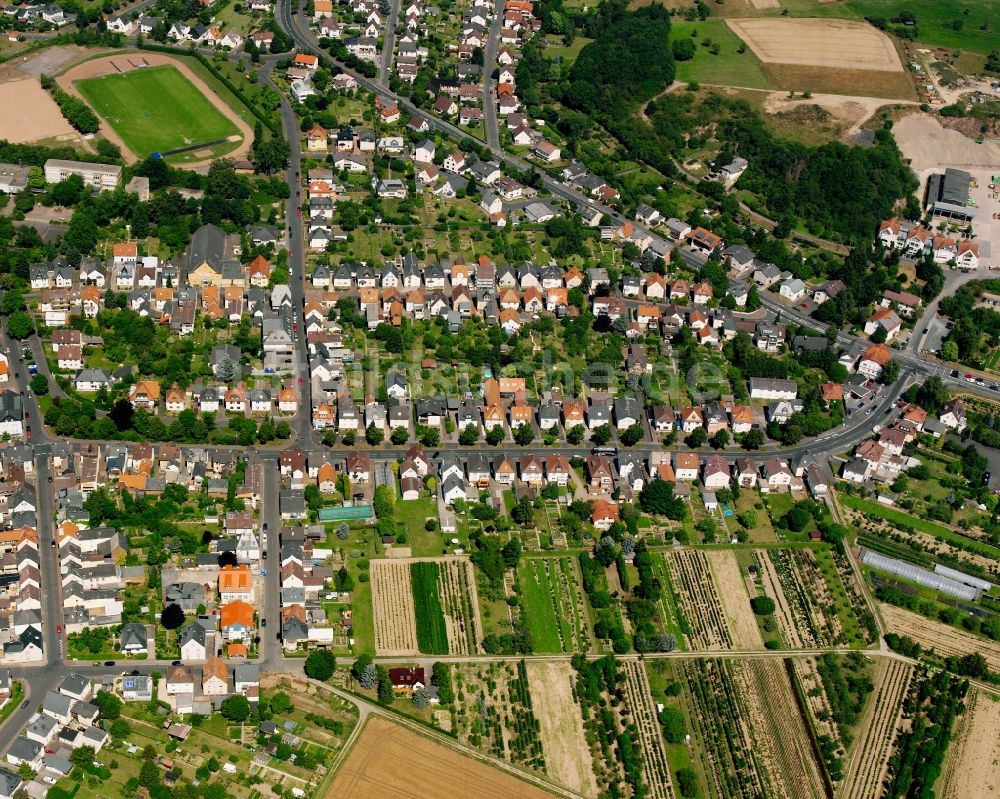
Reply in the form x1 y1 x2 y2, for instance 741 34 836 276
55 51 253 168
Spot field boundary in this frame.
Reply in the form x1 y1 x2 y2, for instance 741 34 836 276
55 52 252 167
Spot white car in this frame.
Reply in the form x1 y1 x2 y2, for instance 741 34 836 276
43 777 56 785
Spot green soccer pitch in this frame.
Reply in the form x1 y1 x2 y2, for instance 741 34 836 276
75 64 242 160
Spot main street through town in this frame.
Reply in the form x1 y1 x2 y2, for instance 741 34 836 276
1 0 998 765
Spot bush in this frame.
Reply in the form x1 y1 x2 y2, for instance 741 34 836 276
750 596 775 615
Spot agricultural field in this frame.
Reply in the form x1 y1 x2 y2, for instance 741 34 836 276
328 716 557 799
756 547 866 648
452 660 547 774
571 656 674 799
706 550 764 649
517 557 590 653
73 62 244 161
666 550 734 650
839 659 912 799
681 658 824 799
670 20 772 90
370 560 419 655
525 661 598 797
880 603 1000 672
941 689 1000 799
412 561 449 654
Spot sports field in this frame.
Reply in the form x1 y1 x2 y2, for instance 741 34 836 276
75 64 241 160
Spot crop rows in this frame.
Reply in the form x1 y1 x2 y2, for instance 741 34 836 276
682 659 769 799
411 561 448 654
839 660 912 799
520 558 588 653
735 660 826 799
437 559 480 655
768 548 840 648
666 551 733 650
620 661 675 799
453 661 546 773
370 560 418 655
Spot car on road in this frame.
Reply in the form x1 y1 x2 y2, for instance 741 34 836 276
56 625 61 633
262 551 267 560
172 660 181 666
51 539 55 547
261 618 267 627
20 700 28 709
922 328 928 334
992 384 1000 391
261 569 267 576
104 660 115 667
965 374 975 382
43 777 56 785
984 471 992 486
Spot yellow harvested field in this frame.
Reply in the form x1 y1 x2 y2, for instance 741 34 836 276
881 603 1000 672
942 690 1000 799
526 662 598 798
328 717 560 799
706 550 764 649
0 78 77 144
727 18 903 72
369 560 418 655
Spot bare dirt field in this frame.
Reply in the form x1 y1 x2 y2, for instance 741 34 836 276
0 78 78 144
706 550 764 649
893 112 1000 171
55 51 253 168
941 690 1000 799
745 0 778 10
526 662 598 798
880 603 1000 671
727 18 903 72
369 560 418 656
761 92 914 137
328 717 559 799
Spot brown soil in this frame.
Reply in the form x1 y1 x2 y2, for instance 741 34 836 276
727 18 903 72
369 560 418 655
706 550 764 649
526 662 598 798
328 717 559 799
55 51 253 169
881 603 1000 671
0 78 77 144
941 690 1000 799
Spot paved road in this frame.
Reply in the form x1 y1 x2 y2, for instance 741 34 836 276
481 0 504 151
379 0 400 87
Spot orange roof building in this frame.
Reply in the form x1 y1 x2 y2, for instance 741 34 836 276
220 600 255 629
218 565 252 599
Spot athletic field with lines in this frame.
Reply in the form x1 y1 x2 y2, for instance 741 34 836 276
75 64 241 159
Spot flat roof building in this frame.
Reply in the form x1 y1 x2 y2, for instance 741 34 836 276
44 159 122 190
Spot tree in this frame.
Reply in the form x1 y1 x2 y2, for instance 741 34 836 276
880 359 900 385
567 425 585 444
160 602 185 630
660 706 686 743
220 695 251 722
784 504 811 532
6 311 33 339
71 746 96 769
365 423 384 445
109 719 132 739
351 653 373 681
737 510 757 529
390 426 409 445
376 666 394 704
741 428 765 450
639 480 687 520
459 424 479 445
751 596 776 615
676 768 698 798
620 424 644 447
710 429 729 449
941 339 959 362
486 425 505 445
29 374 49 395
373 485 395 518
513 423 534 445
359 663 378 689
685 427 707 448
412 687 429 708
672 38 695 61
591 424 612 446
139 759 160 789
304 650 336 681
269 692 292 714
594 535 618 567
93 690 122 720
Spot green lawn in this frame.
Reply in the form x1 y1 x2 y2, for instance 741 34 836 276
842 494 1000 560
671 20 772 90
518 558 574 652
75 65 242 160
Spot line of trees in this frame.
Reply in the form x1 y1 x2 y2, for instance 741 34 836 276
41 75 100 134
